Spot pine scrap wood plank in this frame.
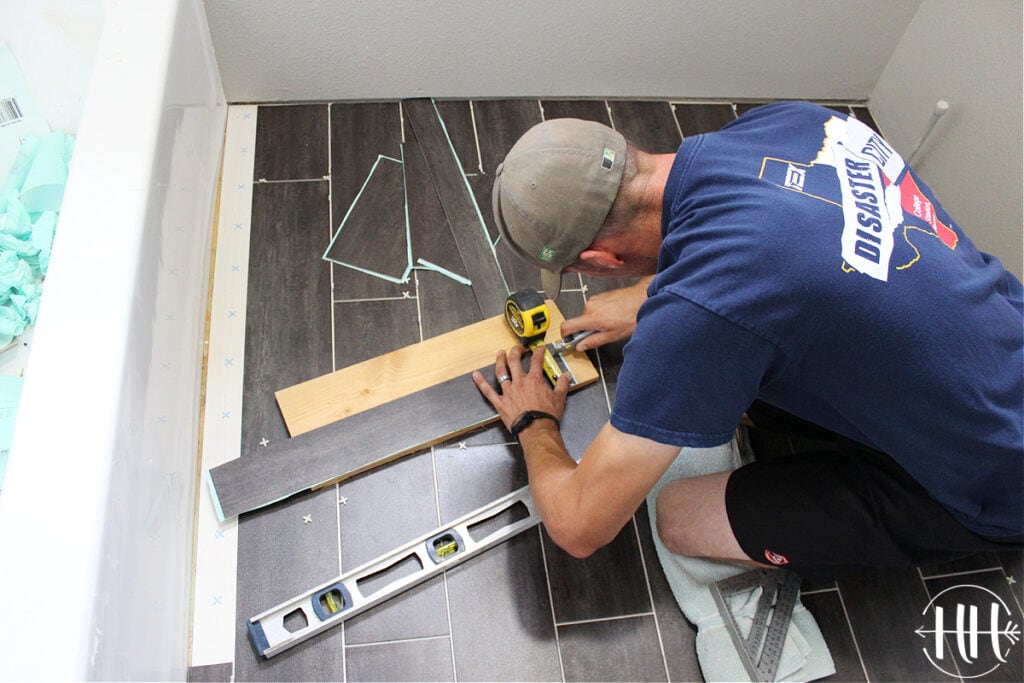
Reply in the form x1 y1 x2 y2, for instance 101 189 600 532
208 351 598 521
403 97 508 318
277 299 590 436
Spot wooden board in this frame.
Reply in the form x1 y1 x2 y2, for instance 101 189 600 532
276 299 590 436
210 356 599 520
403 97 508 318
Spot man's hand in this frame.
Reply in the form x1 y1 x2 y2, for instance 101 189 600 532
559 277 652 352
472 345 571 432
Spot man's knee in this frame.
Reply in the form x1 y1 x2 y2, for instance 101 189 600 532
654 472 749 562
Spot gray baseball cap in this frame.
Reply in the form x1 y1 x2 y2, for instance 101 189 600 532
491 118 627 297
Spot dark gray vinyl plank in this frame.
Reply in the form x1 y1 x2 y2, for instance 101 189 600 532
672 103 736 137
338 451 449 645
244 180 333 450
433 100 481 174
210 367 499 519
324 152 409 281
634 502 703 682
735 101 774 118
835 567 956 681
187 662 232 682
330 101 407 299
541 99 612 125
234 487 345 681
471 98 544 174
919 551 1002 578
558 614 669 682
999 550 1023 609
923 571 1023 682
543 521 653 624
607 100 681 153
404 98 508 318
433 442 561 680
345 638 455 682
800 590 867 682
447 536 562 681
404 139 481 339
254 104 328 181
332 298 421 370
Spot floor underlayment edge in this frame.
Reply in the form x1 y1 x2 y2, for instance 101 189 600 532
189 105 258 670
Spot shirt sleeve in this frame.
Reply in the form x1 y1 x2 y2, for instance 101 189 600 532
610 291 781 448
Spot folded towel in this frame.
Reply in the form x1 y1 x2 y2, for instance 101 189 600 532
646 437 835 682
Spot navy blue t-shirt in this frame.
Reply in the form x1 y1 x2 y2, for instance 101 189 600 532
611 102 1023 538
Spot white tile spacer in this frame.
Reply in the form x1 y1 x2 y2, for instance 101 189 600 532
259 437 269 447
458 441 468 450
302 515 313 524
1008 575 1017 586
338 496 349 506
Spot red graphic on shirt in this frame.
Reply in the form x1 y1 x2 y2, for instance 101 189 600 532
890 172 958 250
764 549 790 565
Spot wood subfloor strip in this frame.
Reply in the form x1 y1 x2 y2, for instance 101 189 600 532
403 97 508 317
210 363 597 519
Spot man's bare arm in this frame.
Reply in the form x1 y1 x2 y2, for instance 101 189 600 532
472 344 679 558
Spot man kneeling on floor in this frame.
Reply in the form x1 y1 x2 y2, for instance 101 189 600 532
472 103 1023 681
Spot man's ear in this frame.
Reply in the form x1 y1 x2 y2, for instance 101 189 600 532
577 248 625 271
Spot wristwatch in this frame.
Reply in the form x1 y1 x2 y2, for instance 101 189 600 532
509 410 560 440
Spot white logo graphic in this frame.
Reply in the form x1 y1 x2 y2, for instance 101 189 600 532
784 164 806 191
916 584 1021 678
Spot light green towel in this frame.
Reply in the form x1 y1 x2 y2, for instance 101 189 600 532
647 439 836 682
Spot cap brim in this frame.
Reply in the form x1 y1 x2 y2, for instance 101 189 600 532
541 268 563 300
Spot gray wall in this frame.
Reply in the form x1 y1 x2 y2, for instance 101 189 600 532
204 0 919 102
871 0 1022 277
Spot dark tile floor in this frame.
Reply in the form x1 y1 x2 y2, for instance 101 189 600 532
216 99 1022 682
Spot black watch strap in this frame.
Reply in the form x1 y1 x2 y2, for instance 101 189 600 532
509 410 560 440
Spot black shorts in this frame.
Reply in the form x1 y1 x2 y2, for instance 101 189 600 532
725 402 1021 573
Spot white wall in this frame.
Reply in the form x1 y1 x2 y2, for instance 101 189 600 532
0 0 105 133
871 0 1022 277
0 0 225 679
204 0 921 103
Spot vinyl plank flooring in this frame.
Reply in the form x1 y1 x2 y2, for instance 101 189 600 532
404 138 481 339
330 101 408 299
835 567 957 681
234 488 345 682
800 590 867 682
470 100 554 295
338 451 450 645
235 171 340 680
559 615 668 682
634 502 703 683
447 536 562 681
672 103 736 137
543 521 653 624
404 98 508 318
187 662 232 683
999 550 1023 609
432 100 481 174
433 439 560 680
541 99 612 125
324 152 409 282
471 98 544 174
332 298 421 371
243 180 333 450
345 638 455 682
254 104 328 181
607 100 681 153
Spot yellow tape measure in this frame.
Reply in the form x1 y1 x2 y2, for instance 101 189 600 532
504 288 550 348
